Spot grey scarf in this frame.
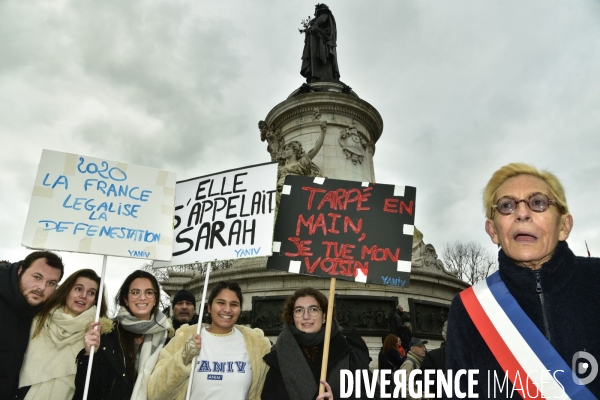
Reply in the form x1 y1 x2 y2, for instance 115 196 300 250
276 320 348 400
115 307 171 400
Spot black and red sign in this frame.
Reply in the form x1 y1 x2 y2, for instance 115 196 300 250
267 176 416 287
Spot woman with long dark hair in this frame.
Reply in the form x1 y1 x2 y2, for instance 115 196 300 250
73 270 172 400
148 281 271 400
17 269 108 400
261 287 372 400
381 334 405 372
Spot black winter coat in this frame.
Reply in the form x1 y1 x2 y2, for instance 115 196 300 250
73 321 134 400
419 346 446 397
261 329 375 400
0 262 43 399
165 313 199 345
382 347 405 371
446 241 600 398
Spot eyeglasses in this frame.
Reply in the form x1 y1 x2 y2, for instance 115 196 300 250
492 193 562 216
294 306 322 318
129 289 156 299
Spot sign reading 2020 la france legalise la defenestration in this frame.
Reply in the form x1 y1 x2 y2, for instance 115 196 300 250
22 149 177 261
267 175 416 287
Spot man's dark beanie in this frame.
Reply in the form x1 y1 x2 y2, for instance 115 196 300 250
173 289 196 306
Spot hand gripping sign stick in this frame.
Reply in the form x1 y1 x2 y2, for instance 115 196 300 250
318 278 337 396
184 263 212 400
82 255 108 400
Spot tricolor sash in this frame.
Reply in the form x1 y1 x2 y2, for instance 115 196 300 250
460 272 597 400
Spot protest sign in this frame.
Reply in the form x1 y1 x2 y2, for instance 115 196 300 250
266 175 416 287
22 149 177 260
155 162 278 266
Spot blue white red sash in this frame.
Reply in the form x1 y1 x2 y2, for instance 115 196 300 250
460 272 597 400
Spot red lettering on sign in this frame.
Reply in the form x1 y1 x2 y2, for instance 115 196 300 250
361 245 400 262
303 257 369 278
323 241 336 257
312 214 327 235
285 237 312 257
303 186 372 211
399 200 414 216
305 257 320 273
383 199 413 216
322 241 355 259
383 198 398 213
296 214 327 235
296 214 313 236
320 258 339 275
317 190 342 210
344 216 362 234
339 243 355 259
302 187 327 210
356 187 372 211
327 213 341 233
353 260 369 277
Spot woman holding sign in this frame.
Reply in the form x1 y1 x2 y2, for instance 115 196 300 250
17 269 109 400
73 270 173 400
147 281 271 400
261 287 372 400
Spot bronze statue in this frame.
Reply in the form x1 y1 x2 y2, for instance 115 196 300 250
299 4 340 83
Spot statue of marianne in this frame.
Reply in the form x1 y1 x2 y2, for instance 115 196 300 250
276 122 327 206
300 4 340 83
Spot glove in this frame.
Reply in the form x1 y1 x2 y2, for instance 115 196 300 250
182 334 201 365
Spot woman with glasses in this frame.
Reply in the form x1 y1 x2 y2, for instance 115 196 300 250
73 270 173 400
446 163 600 398
147 281 271 400
261 287 371 400
17 269 108 400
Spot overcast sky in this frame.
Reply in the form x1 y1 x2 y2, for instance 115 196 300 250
2 0 600 309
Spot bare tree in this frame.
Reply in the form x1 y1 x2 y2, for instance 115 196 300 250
442 241 497 285
148 260 234 282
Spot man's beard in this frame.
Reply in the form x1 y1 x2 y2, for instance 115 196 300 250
18 274 45 306
176 312 192 322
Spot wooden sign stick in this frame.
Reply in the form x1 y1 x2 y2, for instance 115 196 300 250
318 277 337 395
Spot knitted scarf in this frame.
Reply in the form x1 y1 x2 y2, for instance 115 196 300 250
115 306 172 400
19 306 97 400
275 320 348 400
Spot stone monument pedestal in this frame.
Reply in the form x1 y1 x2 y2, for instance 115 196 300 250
162 82 468 368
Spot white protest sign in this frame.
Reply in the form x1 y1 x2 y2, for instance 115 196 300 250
155 162 278 266
22 149 176 261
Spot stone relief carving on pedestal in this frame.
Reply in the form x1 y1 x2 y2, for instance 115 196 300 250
313 106 321 120
338 120 367 165
408 299 449 340
411 227 457 277
252 295 396 336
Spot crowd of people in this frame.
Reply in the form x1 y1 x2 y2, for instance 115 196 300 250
0 253 371 400
1 162 599 399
